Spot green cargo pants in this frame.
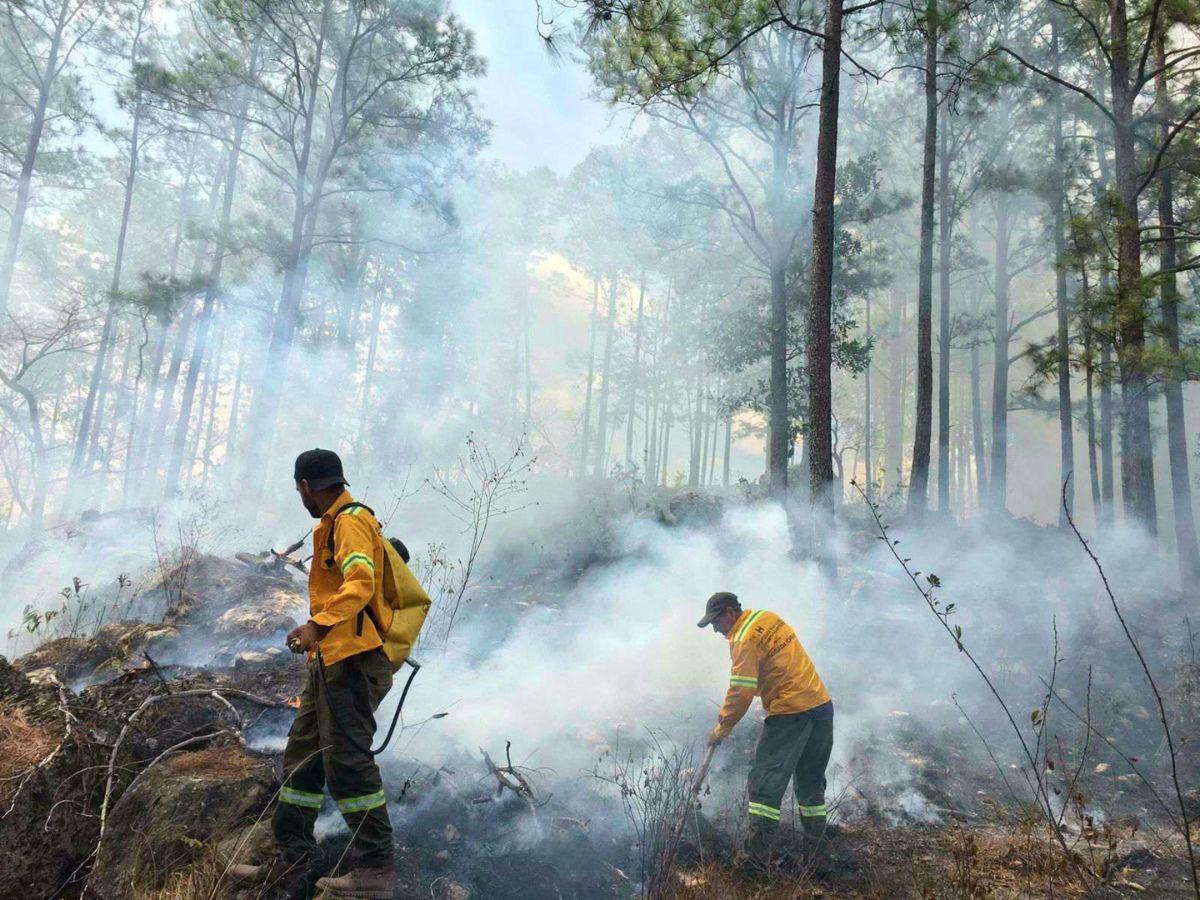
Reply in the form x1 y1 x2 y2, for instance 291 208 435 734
273 647 394 867
745 701 834 864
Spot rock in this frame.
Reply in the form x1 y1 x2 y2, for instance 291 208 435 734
160 556 306 635
89 742 277 898
13 620 180 683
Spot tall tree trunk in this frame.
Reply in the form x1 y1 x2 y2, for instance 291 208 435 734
1155 34 1200 579
354 280 384 454
625 272 646 471
970 344 986 502
806 0 842 512
2 381 49 532
1085 327 1102 518
864 294 873 498
909 0 938 517
1110 0 1156 531
768 259 790 497
687 371 701 488
1052 21 1075 525
74 93 146 481
723 406 733 487
1099 338 1116 523
988 193 1012 512
593 275 620 478
164 110 248 497
936 98 953 513
0 0 71 320
646 283 671 485
225 323 248 484
243 0 333 474
578 278 601 478
660 397 673 488
520 262 533 424
885 288 905 488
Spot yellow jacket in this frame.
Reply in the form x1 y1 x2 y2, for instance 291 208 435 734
714 609 830 739
308 491 388 666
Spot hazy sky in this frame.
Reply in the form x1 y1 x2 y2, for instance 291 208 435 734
454 0 630 173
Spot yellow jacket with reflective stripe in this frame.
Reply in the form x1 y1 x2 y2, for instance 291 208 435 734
715 609 830 739
308 491 387 666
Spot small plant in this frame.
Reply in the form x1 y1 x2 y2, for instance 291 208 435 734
420 433 535 649
592 732 699 899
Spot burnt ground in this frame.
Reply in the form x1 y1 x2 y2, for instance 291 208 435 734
2 516 1199 899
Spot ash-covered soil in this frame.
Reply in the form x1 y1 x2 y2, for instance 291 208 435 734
2 507 1198 898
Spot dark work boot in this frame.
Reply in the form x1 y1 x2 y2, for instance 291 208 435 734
315 865 396 899
228 852 308 888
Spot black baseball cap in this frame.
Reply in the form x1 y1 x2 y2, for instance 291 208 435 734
697 591 740 627
294 448 348 490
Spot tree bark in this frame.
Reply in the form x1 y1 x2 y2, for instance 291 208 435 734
1052 21 1075 525
1155 34 1200 580
806 0 843 513
1110 0 1156 531
936 97 953 513
864 294 873 498
909 0 938 517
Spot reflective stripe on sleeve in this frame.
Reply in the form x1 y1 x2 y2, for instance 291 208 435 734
729 675 758 688
335 790 387 814
340 552 375 575
748 801 781 821
734 610 766 642
280 786 325 808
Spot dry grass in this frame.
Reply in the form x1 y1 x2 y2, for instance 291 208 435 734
128 853 228 900
164 744 263 779
661 824 1105 899
0 704 57 779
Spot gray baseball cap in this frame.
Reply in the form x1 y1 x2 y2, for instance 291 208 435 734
697 591 740 627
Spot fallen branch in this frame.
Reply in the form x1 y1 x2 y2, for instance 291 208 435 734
480 741 544 826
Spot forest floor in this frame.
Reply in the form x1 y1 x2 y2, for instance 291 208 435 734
1 494 1198 898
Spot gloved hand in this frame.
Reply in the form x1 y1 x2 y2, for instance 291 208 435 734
707 727 725 748
286 621 327 654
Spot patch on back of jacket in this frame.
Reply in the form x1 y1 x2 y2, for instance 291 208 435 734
761 618 797 660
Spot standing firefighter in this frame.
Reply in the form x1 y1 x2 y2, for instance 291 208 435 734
699 591 834 868
232 449 398 898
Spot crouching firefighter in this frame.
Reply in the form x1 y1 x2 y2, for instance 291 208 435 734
232 449 431 898
699 592 834 869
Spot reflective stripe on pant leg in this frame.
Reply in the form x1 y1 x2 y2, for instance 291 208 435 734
335 790 387 814
748 713 815 832
748 801 781 821
793 716 833 816
274 665 325 855
319 651 394 865
280 787 325 808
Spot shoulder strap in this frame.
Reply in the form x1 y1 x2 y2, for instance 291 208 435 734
326 502 375 555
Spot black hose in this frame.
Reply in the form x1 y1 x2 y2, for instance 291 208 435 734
313 647 420 757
